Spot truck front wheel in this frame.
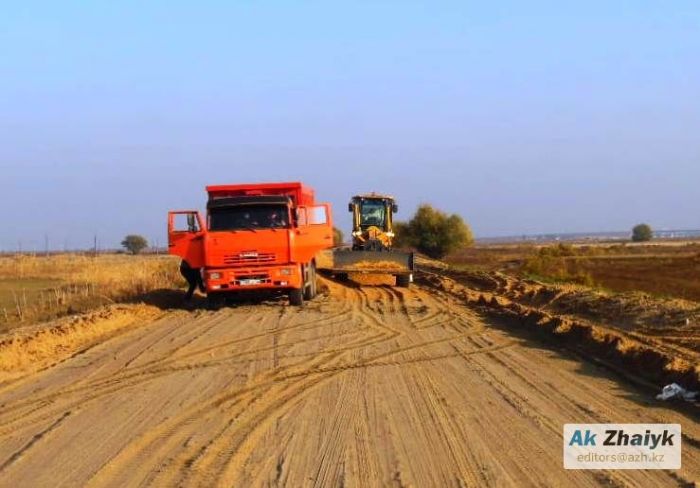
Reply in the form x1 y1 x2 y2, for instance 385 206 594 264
207 293 226 310
289 288 304 306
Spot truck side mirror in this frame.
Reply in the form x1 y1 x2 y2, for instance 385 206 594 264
392 204 399 213
187 214 197 232
348 203 353 212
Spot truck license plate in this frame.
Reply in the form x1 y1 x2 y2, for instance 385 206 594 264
239 279 262 286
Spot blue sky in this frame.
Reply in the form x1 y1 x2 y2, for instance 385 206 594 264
1 1 698 250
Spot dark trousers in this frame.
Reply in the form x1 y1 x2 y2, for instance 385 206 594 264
180 261 204 299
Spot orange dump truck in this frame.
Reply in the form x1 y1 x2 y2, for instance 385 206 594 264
168 182 333 306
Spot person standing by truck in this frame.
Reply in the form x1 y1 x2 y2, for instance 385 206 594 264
179 260 204 300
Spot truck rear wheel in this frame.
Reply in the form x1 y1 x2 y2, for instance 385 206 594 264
396 274 411 288
289 288 304 306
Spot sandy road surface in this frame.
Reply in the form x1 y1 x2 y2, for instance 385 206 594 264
0 278 698 487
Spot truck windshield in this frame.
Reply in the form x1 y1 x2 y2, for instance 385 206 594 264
360 200 387 228
209 204 290 231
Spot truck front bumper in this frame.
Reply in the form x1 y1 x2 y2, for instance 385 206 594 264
204 265 302 292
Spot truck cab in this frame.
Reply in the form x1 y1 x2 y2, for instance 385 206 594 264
168 182 333 306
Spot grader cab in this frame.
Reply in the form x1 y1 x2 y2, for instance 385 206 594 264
349 193 398 251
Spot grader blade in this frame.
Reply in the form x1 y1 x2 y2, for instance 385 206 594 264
317 248 414 275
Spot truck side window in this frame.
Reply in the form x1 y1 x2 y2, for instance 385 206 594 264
309 206 327 225
173 213 200 232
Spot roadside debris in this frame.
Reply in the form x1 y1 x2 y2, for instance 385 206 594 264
656 383 699 402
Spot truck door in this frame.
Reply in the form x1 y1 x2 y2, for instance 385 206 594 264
168 211 206 268
293 204 333 263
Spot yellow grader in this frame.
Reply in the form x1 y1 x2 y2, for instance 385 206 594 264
318 193 414 287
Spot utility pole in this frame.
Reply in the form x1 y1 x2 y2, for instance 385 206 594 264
93 235 98 256
44 234 49 257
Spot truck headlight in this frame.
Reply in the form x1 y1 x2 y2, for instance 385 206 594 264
209 272 222 280
280 268 292 275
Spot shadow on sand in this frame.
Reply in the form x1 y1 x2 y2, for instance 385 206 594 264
127 288 290 311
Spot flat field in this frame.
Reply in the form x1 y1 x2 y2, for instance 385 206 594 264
449 240 700 301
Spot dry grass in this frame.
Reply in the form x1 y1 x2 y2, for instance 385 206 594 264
0 254 181 330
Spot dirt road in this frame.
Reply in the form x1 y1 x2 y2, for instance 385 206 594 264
0 278 698 487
